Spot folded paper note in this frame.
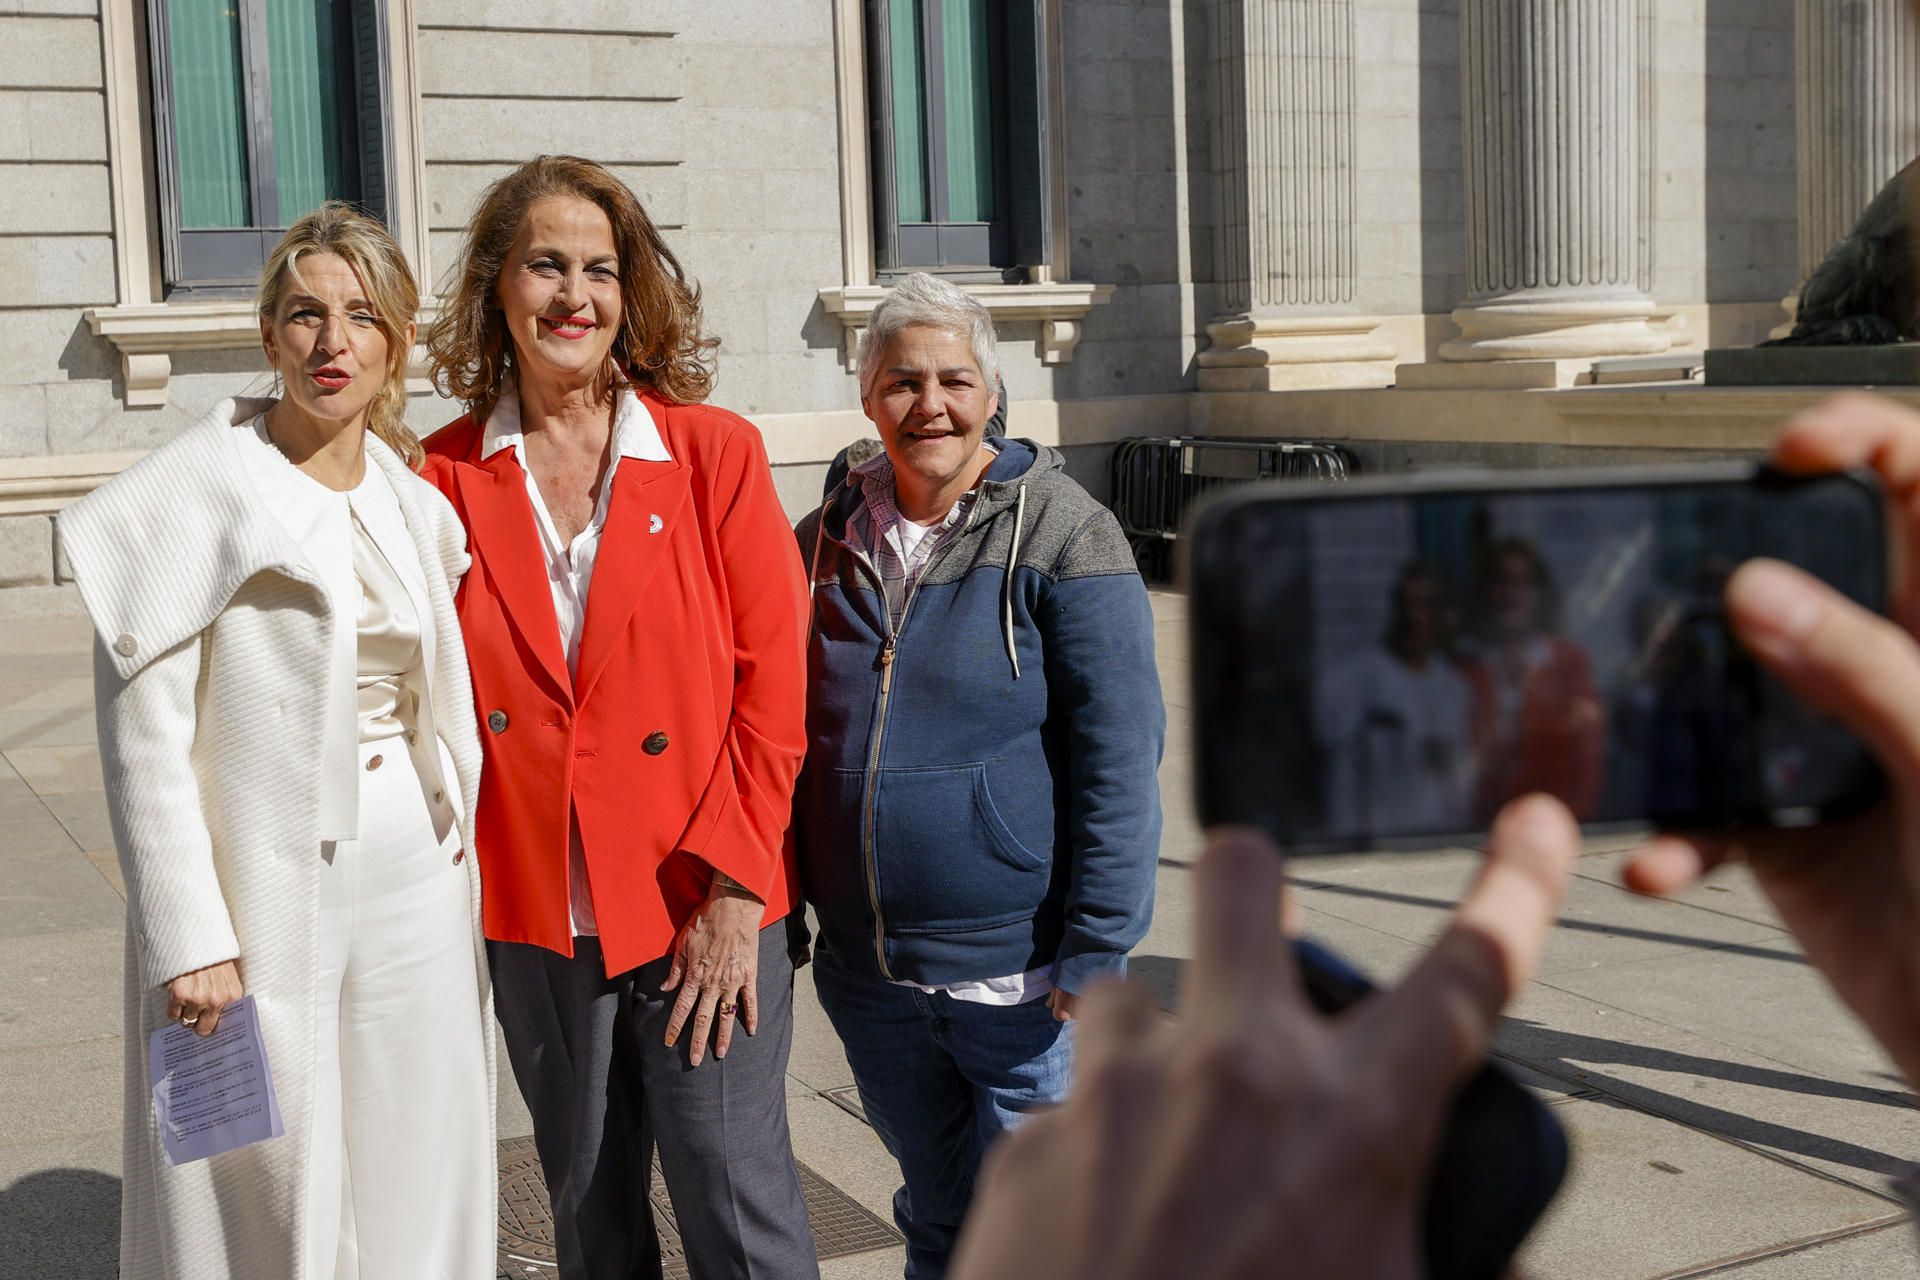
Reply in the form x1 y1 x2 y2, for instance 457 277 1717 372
148 995 284 1166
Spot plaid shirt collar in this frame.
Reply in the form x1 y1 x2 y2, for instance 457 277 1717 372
849 443 997 623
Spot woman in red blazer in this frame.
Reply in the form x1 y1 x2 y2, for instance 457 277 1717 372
1460 537 1605 822
421 156 817 1279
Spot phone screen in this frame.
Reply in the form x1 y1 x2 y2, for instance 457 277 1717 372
1189 467 1887 851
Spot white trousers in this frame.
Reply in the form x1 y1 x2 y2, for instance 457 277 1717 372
304 734 493 1280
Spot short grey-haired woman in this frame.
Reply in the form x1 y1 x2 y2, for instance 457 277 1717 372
793 271 1164 1276
63 203 495 1279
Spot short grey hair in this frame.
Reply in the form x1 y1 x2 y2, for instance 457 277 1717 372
857 271 1001 398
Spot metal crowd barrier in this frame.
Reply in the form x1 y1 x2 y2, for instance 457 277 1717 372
1109 436 1358 581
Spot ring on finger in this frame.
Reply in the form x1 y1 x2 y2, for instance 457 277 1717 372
717 1001 735 1016
180 1014 199 1027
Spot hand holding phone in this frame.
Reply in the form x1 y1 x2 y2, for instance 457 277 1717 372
1189 462 1888 853
1625 394 1920 1096
950 801 1579 1280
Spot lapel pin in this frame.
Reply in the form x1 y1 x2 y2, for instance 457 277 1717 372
648 514 664 535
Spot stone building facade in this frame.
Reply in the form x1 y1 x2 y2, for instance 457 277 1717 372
0 0 1914 587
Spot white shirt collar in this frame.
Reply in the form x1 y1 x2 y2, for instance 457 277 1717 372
480 378 672 465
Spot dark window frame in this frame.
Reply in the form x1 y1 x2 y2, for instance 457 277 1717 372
869 0 1054 283
147 0 394 297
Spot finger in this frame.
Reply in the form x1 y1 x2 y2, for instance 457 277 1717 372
1049 988 1165 1279
664 979 700 1048
714 994 736 1060
1769 393 1920 478
1183 827 1299 1032
196 1005 221 1037
166 997 185 1023
1072 980 1157 1088
741 977 759 1037
687 988 720 1067
1621 833 1733 897
1352 794 1576 1102
662 937 689 993
1280 885 1304 938
1769 393 1920 627
1726 560 1920 784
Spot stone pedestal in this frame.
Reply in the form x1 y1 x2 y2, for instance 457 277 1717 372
1705 344 1920 387
1197 315 1395 390
1199 0 1394 391
1774 0 1920 337
1411 0 1662 387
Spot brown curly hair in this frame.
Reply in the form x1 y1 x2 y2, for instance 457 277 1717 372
426 155 717 422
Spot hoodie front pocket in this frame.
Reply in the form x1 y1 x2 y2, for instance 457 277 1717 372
872 761 1051 932
795 764 875 930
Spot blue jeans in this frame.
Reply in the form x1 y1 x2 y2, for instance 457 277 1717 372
813 943 1074 1280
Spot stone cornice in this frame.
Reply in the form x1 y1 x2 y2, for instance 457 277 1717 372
0 452 148 517
84 300 444 408
816 281 1115 371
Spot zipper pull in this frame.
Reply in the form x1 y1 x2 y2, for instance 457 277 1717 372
879 636 896 667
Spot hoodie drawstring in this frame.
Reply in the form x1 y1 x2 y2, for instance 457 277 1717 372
1003 481 1027 679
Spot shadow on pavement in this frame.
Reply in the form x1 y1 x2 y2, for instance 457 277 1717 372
1132 951 1915 1184
1129 953 1185 1012
0 1168 119 1279
1288 880 1810 967
1500 1019 1918 1181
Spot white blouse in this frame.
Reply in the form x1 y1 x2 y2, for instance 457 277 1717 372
350 497 424 743
235 417 458 830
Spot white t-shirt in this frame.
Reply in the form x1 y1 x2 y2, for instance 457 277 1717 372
1317 647 1475 837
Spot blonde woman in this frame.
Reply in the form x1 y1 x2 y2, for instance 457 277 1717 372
62 203 495 1279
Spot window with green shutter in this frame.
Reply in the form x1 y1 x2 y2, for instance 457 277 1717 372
866 0 1055 281
149 0 394 294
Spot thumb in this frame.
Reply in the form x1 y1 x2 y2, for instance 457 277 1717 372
662 933 689 992
1725 559 1920 786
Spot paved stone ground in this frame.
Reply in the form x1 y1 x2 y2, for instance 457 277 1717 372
3 584 1918 1278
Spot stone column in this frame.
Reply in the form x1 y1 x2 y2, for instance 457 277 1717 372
1196 0 1395 391
1408 0 1663 388
1776 0 1920 334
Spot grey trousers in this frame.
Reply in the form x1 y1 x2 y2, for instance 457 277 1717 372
489 923 820 1280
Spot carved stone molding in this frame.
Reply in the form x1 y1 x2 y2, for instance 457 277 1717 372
1197 315 1395 390
816 282 1114 374
85 302 262 408
86 300 440 408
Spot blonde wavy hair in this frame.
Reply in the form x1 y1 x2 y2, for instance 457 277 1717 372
258 202 423 468
426 155 717 424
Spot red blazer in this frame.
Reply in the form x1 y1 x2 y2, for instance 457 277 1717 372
1462 636 1605 823
421 392 808 976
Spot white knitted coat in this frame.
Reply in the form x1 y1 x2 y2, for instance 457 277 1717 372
60 398 495 1280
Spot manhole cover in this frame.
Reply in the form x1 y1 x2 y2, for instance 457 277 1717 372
497 1135 900 1278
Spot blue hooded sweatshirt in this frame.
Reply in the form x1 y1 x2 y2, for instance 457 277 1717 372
792 438 1164 994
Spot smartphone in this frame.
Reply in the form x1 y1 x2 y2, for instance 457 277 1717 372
1296 938 1568 1280
1188 463 1888 853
